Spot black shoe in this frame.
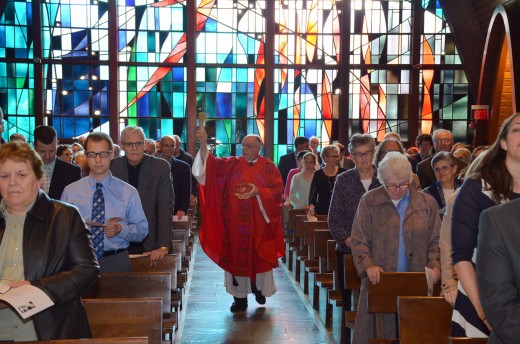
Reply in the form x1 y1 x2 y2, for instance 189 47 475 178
251 285 266 305
230 297 248 312
254 291 266 305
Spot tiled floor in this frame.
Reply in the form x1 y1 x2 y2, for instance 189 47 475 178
176 239 335 344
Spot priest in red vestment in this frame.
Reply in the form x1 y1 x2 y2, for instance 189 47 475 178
193 128 285 312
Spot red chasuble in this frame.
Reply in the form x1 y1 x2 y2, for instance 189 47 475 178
198 154 285 277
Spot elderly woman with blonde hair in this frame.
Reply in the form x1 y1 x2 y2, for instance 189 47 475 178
351 152 441 344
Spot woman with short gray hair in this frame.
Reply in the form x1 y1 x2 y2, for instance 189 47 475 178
329 133 380 327
423 151 461 210
350 152 441 343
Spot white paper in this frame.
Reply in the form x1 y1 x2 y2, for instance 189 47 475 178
129 254 149 258
172 215 189 222
425 267 435 296
0 285 55 319
306 212 318 222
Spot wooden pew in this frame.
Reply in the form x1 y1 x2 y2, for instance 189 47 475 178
285 208 307 270
290 214 311 280
294 216 326 285
171 240 184 272
171 228 191 288
171 229 189 258
398 296 452 344
83 298 162 343
83 272 175 341
326 240 341 328
131 254 183 313
130 255 178 293
367 272 441 344
344 252 361 326
449 338 488 343
313 229 333 310
301 220 328 294
18 338 148 344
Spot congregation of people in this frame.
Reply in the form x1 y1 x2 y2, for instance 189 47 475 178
278 116 519 344
0 100 519 343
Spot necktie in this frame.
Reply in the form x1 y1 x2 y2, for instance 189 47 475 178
91 182 105 258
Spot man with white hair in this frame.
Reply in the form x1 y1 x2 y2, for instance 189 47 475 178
111 126 175 263
309 136 322 164
194 128 285 313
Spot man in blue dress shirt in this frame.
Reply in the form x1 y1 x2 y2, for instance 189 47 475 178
62 132 148 272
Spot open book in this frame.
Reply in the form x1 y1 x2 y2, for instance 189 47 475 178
0 284 54 319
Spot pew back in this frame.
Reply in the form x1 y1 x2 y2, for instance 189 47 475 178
398 296 452 344
367 272 429 314
130 255 178 292
83 298 162 343
84 272 171 314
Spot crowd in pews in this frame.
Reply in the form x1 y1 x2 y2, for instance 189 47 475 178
1 103 520 343
280 116 520 344
0 109 197 343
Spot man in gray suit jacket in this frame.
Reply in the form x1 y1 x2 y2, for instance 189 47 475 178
111 126 175 263
477 198 520 344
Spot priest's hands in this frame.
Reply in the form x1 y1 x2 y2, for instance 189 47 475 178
196 127 208 158
235 183 259 200
196 127 207 144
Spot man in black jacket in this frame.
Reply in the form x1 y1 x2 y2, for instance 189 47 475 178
278 136 309 187
159 135 192 218
33 126 81 199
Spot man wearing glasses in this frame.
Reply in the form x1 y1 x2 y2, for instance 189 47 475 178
193 128 285 313
111 126 175 263
62 132 148 272
416 129 467 188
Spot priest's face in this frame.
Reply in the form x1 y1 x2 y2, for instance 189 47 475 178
241 136 262 162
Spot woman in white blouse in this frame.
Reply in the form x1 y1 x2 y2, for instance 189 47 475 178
289 152 316 209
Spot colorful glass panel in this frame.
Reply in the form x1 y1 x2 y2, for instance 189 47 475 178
0 0 472 155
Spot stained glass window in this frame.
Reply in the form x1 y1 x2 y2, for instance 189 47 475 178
0 0 471 158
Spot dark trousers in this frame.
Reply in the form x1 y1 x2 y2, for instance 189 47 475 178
337 250 353 344
99 250 131 272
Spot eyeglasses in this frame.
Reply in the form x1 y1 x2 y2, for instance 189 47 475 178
435 138 452 144
434 165 455 173
353 150 373 158
241 144 260 150
86 151 112 159
385 183 410 191
123 141 145 148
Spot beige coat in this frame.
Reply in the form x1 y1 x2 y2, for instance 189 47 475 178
351 186 441 343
